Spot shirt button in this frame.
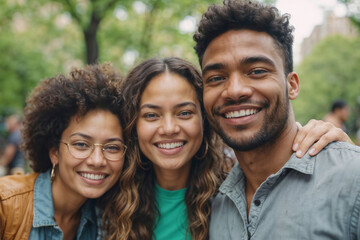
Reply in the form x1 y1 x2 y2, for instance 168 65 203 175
254 200 261 206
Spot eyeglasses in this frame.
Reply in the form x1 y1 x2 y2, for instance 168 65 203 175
61 140 127 161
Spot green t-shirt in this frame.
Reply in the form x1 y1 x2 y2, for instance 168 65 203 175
153 183 192 240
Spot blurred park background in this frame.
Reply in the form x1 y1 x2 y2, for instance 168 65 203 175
0 0 360 145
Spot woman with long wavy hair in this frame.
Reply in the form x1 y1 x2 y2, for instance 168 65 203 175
102 57 224 240
100 57 354 240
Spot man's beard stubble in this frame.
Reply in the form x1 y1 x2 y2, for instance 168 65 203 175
213 98 290 152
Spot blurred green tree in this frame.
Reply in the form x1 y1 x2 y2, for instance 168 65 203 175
0 0 83 112
0 0 277 113
54 0 123 64
293 35 360 135
41 0 225 65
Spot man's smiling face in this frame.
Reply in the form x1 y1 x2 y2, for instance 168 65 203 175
201 29 294 151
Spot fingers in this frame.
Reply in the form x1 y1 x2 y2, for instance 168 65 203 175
292 119 319 157
293 120 353 158
309 127 353 156
295 121 302 130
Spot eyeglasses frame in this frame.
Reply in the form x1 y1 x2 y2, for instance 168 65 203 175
61 140 127 161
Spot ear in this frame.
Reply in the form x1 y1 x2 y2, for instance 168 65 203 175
49 147 59 165
287 72 300 100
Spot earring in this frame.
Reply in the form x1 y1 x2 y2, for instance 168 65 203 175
195 139 209 160
50 163 56 183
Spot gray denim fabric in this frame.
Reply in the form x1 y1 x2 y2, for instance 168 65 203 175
210 142 360 240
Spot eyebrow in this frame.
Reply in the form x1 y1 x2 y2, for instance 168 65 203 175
140 101 198 110
176 102 197 109
241 56 276 68
139 104 161 110
202 63 226 77
202 56 276 76
69 132 91 139
68 133 123 143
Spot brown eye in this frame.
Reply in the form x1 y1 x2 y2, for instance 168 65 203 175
71 142 90 151
250 69 267 75
143 112 158 120
179 111 193 118
103 144 121 153
207 76 225 83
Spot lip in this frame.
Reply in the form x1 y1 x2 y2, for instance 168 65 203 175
77 171 109 185
154 140 187 155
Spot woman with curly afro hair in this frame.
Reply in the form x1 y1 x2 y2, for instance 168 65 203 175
0 63 127 240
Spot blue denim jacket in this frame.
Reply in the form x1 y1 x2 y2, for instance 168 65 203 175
210 142 360 240
29 170 98 240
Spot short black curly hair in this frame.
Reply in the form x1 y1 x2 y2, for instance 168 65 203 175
193 0 294 75
22 63 123 172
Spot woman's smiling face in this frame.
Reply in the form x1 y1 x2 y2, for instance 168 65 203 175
136 72 203 183
50 109 125 201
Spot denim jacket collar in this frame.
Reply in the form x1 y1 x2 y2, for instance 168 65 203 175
32 169 97 228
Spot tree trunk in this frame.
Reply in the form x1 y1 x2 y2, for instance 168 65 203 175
84 11 101 65
139 0 160 59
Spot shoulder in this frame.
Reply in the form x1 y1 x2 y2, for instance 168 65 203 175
0 173 40 200
316 142 360 163
0 173 38 239
312 142 360 189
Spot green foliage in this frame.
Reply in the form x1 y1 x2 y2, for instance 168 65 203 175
99 0 222 72
0 32 51 109
0 0 84 114
293 35 360 134
0 0 272 112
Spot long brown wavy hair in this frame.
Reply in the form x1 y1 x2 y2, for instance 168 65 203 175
101 57 225 240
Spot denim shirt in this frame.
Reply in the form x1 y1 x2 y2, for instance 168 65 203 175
29 170 98 240
210 142 360 240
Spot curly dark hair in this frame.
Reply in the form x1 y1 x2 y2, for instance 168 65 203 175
21 63 123 173
193 0 294 75
102 57 225 240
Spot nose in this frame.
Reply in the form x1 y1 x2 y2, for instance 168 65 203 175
159 115 180 135
222 73 253 101
86 145 106 167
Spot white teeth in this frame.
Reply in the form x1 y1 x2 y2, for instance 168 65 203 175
157 142 184 149
225 109 259 119
79 173 106 180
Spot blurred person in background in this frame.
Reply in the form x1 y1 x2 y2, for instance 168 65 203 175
323 99 349 132
0 114 26 176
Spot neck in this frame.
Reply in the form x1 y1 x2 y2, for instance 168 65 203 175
154 165 190 190
234 121 298 203
51 179 87 222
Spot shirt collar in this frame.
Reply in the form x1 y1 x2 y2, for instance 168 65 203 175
33 169 56 227
282 152 315 175
32 169 97 228
219 151 315 194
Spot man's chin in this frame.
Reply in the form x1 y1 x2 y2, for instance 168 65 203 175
219 129 270 152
